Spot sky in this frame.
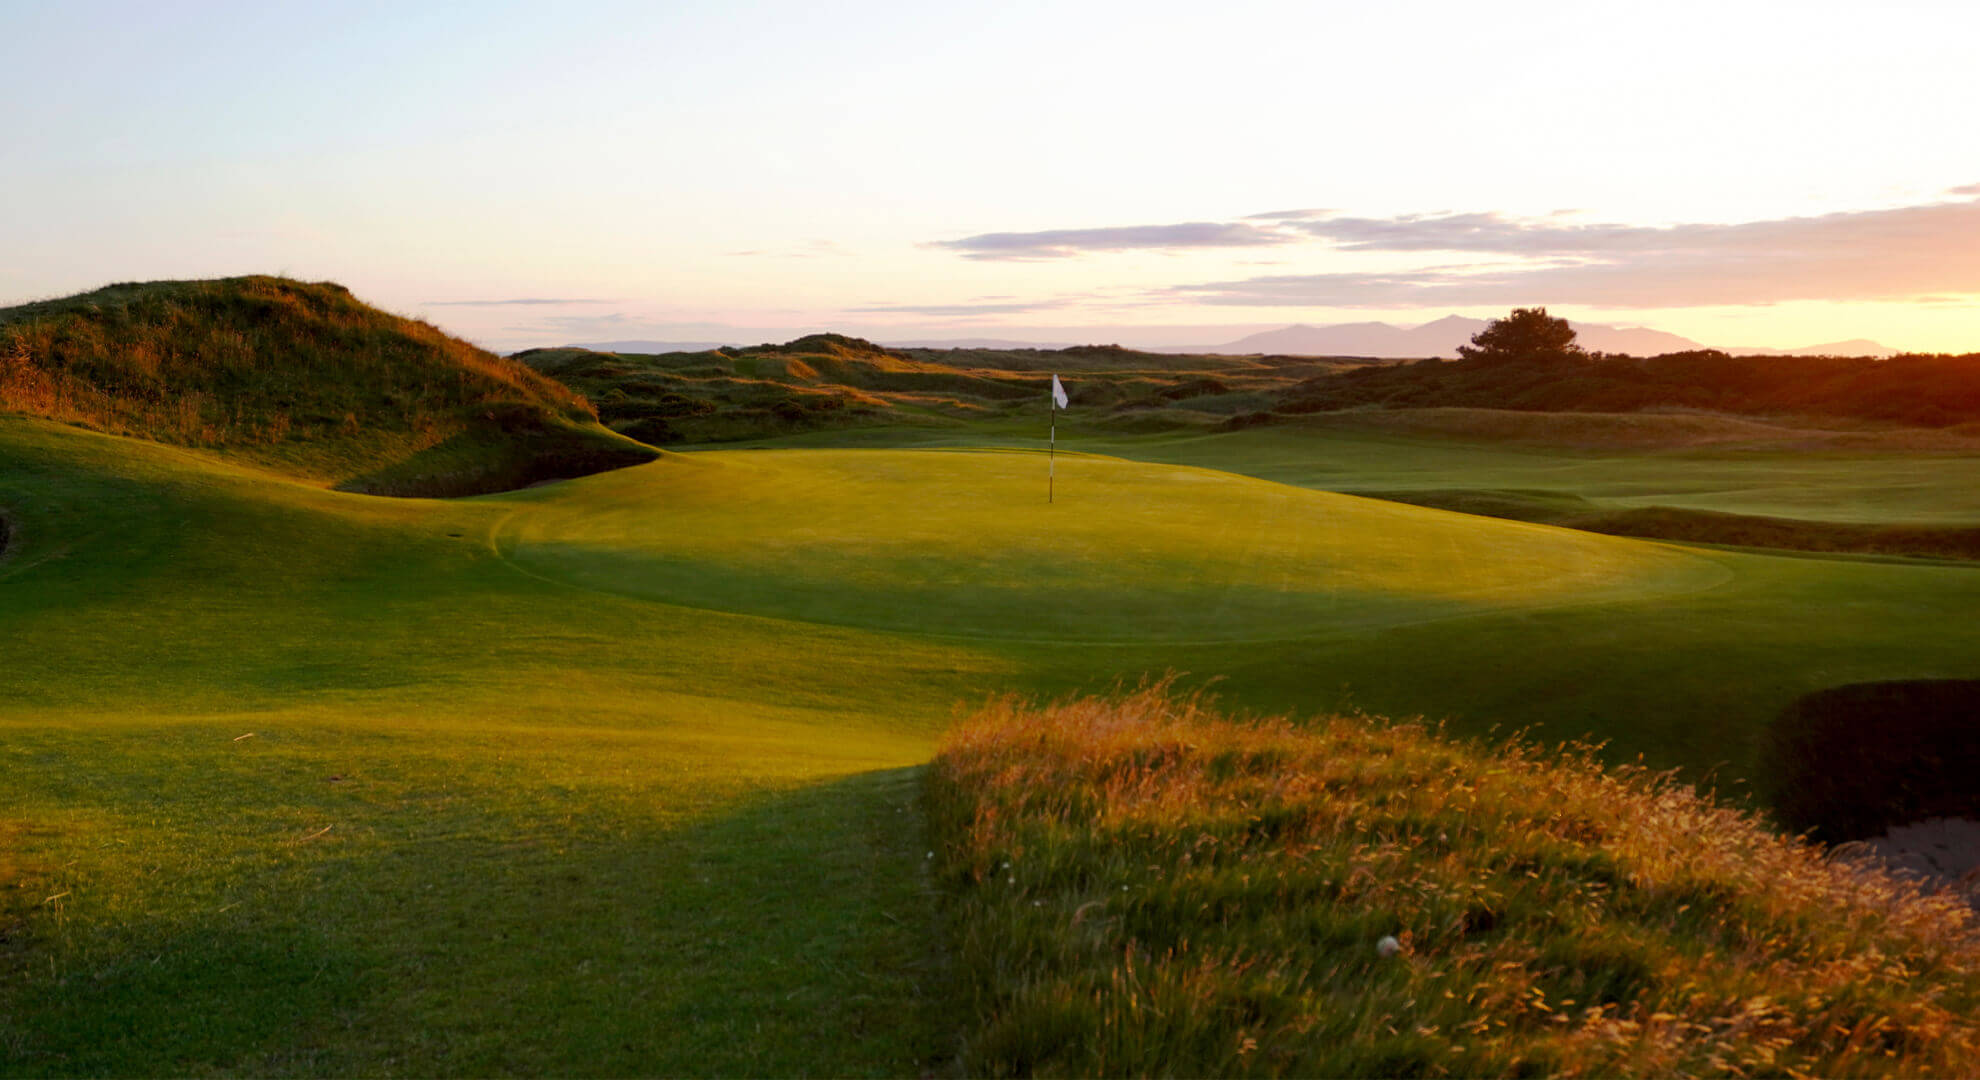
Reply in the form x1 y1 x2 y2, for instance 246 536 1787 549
6 0 1980 352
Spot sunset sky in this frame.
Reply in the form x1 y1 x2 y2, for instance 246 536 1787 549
6 0 1980 352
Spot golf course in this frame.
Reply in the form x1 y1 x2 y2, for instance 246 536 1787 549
6 283 1980 1073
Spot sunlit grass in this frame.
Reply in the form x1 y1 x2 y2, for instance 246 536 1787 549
0 276 653 496
8 409 1980 1071
928 684 1980 1077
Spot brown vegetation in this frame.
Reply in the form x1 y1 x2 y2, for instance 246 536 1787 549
1280 349 1980 428
0 276 655 495
516 335 1368 444
928 684 1980 1076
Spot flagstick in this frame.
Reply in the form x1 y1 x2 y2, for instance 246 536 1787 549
1049 399 1056 504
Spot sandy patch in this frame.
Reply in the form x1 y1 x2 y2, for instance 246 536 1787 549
1832 818 1980 905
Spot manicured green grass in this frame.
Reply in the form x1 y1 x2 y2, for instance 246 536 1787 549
1076 420 1980 525
495 447 1721 643
732 411 1980 524
6 409 1980 1071
0 419 967 1074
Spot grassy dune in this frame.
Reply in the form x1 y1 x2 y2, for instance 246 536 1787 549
0 277 655 496
6 409 1980 1071
929 687 1980 1077
516 334 1361 446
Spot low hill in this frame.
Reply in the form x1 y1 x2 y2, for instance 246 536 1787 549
0 276 657 496
931 686 1980 1077
516 334 1370 444
1277 349 1980 427
1180 317 1894 359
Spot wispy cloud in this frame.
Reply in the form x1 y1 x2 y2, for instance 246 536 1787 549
503 312 641 336
932 184 1980 309
848 298 1069 316
928 222 1290 260
1242 208 1330 221
1172 190 1980 308
425 297 616 307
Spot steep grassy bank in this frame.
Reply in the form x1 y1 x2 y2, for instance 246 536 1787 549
0 277 655 495
929 687 1980 1077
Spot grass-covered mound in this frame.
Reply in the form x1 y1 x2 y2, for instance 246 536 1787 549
516 335 1363 444
0 276 655 495
928 686 1980 1077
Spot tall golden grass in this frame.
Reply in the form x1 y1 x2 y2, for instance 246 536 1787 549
927 683 1980 1076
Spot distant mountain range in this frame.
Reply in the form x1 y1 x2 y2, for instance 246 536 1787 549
568 320 1897 360
1167 318 1896 359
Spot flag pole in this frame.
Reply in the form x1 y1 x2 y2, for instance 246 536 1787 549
1049 395 1056 504
1048 373 1066 503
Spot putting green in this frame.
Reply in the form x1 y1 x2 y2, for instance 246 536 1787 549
493 448 1728 643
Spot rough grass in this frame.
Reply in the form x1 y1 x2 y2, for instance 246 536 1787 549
513 336 1361 445
928 685 1980 1077
0 276 654 495
1279 350 1980 428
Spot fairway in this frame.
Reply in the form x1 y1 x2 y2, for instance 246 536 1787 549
7 415 1980 1072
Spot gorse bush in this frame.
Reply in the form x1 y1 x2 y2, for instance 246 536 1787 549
927 684 1980 1077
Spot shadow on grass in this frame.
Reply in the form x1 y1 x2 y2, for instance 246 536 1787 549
0 767 953 1077
1762 679 1980 842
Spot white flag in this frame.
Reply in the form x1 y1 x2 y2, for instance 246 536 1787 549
1051 373 1068 409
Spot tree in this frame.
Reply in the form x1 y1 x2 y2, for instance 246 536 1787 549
1456 307 1583 363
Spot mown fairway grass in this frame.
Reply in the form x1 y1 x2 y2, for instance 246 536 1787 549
5 412 1980 1072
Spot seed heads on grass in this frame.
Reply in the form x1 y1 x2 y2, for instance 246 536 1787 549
927 685 1980 1077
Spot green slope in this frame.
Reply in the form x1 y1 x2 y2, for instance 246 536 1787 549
6 415 1980 1071
496 448 1724 642
0 276 656 496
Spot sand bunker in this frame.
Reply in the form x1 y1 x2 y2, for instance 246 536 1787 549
1833 818 1980 906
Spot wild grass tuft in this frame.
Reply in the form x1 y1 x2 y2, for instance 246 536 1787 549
927 682 1980 1076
